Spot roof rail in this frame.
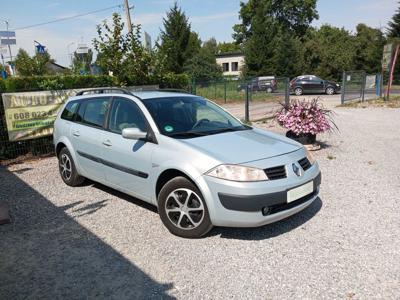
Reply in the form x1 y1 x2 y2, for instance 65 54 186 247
75 87 133 96
132 88 191 94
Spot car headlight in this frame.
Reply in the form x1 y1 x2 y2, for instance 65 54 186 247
206 164 268 182
305 147 316 165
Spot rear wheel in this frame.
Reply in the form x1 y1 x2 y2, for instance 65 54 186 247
58 147 85 186
294 87 303 96
158 176 212 238
326 86 335 95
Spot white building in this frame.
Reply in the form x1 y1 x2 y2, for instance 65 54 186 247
215 52 245 77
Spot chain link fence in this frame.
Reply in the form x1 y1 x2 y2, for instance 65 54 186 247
192 77 290 122
341 71 381 103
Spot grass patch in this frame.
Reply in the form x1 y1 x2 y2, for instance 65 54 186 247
327 155 336 160
194 81 284 104
338 97 400 108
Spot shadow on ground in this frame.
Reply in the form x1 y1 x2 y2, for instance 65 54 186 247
0 167 174 299
209 197 322 240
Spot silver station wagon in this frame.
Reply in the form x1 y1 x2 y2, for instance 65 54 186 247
54 88 321 238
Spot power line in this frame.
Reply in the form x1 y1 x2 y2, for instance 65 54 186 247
11 4 123 31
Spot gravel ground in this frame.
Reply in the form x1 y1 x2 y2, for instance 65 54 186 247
1 105 400 299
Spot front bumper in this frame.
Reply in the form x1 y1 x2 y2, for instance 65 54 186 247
198 150 321 227
218 172 321 212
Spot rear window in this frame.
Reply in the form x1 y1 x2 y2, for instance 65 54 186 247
61 101 79 121
76 98 110 128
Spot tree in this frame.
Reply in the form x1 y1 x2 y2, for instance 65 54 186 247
233 0 318 77
158 2 194 73
93 13 153 84
14 48 53 76
216 42 241 54
184 42 222 81
302 25 356 80
14 49 34 76
388 2 400 37
354 24 385 74
72 49 93 74
233 0 318 43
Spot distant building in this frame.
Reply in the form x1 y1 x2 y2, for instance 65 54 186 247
46 61 68 74
215 52 245 77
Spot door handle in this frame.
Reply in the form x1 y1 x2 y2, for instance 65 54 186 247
102 140 112 147
72 130 80 137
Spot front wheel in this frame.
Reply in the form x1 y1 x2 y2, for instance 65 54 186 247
325 87 335 95
158 177 213 238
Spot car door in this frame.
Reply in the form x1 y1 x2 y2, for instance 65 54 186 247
70 96 111 182
300 76 313 93
309 77 325 93
101 96 156 200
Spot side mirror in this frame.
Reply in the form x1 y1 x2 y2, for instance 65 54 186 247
122 128 147 140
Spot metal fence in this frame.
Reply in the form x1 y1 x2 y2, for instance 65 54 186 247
341 71 381 103
192 77 290 123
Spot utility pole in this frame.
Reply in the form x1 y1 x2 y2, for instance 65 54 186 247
124 0 133 34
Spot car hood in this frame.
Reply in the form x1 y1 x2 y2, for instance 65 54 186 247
180 128 301 164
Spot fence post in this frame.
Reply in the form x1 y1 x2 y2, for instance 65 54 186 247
361 72 366 102
224 80 227 103
341 71 346 104
285 77 290 106
245 85 250 123
191 78 196 95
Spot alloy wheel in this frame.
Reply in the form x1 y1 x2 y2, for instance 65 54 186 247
165 188 205 230
59 153 72 181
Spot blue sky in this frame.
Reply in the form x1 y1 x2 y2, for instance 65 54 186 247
0 0 397 66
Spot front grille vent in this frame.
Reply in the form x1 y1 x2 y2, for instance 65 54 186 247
298 157 311 171
264 165 287 180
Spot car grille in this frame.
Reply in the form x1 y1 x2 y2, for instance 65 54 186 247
298 157 311 171
264 165 287 180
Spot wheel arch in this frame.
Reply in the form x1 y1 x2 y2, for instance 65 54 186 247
155 168 199 200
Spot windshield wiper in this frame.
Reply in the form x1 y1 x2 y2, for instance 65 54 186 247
167 131 207 138
208 127 248 135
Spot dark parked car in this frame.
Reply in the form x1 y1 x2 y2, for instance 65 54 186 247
290 75 340 95
238 76 277 93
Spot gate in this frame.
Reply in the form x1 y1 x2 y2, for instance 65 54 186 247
341 71 381 104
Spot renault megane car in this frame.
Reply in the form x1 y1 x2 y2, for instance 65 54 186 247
54 88 321 238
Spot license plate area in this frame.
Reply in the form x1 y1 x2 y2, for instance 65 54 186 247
287 181 314 203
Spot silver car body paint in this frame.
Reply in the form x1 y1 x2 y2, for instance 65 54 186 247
54 91 320 227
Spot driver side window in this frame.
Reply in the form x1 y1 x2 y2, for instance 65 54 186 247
108 98 147 134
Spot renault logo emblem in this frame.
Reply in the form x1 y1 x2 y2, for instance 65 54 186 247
292 163 302 177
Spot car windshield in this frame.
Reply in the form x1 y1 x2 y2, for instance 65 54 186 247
143 96 250 138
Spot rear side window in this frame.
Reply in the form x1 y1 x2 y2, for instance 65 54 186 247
76 98 110 128
61 101 79 121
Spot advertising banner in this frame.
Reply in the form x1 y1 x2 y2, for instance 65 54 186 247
1 89 76 141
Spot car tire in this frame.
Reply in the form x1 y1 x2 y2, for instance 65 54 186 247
294 87 303 96
158 176 213 238
266 87 273 93
326 87 335 95
58 147 85 187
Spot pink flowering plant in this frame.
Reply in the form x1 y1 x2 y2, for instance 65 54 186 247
275 98 336 136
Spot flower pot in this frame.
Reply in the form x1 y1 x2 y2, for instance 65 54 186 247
286 131 316 145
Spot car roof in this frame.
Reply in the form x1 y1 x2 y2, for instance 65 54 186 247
130 91 195 100
68 89 196 103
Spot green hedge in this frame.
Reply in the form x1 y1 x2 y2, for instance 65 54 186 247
0 73 191 94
